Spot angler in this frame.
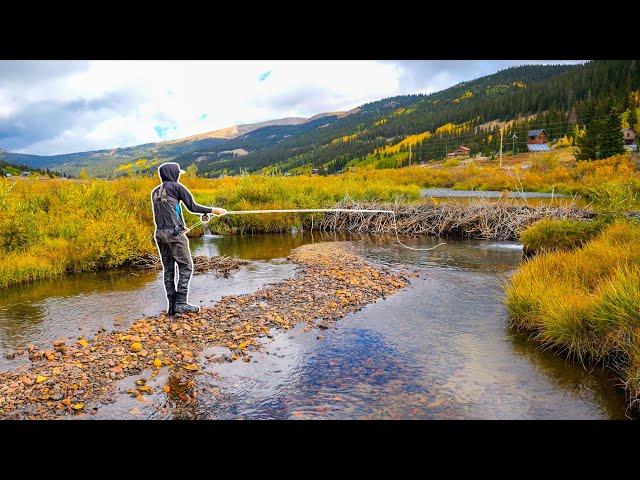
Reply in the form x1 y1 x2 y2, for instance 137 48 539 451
151 162 226 315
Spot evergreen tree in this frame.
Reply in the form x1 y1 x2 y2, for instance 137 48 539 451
599 109 625 158
576 120 601 161
628 106 638 131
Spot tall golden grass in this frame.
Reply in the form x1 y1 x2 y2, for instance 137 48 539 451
506 221 640 408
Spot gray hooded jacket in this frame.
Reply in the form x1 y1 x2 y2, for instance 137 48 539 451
151 163 212 230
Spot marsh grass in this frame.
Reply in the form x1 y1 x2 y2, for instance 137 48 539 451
506 221 640 407
519 218 605 255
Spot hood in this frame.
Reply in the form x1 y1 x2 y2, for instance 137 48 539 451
158 162 183 182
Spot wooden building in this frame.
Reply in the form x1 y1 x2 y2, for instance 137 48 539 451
447 145 470 157
622 127 636 146
527 129 548 145
527 129 550 152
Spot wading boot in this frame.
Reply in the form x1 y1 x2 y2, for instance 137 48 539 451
174 302 200 314
167 293 176 316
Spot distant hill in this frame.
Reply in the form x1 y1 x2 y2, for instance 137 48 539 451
0 112 347 177
169 114 345 142
3 61 639 177
0 149 57 177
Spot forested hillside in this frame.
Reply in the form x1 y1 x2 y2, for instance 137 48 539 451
195 60 639 175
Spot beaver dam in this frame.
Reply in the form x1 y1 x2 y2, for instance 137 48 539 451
314 200 594 241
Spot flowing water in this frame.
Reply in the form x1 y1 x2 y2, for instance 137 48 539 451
0 232 632 419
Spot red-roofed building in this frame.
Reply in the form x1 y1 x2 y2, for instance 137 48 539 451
447 145 470 157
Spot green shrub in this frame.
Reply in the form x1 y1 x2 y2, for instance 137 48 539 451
587 181 638 222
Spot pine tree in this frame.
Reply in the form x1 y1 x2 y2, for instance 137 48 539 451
599 109 625 158
576 120 601 161
628 106 638 131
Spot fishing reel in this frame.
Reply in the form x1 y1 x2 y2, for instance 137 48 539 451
183 213 213 234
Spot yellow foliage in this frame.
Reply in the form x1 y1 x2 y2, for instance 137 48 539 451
392 107 416 116
332 132 360 144
435 122 471 136
453 90 473 103
377 131 433 156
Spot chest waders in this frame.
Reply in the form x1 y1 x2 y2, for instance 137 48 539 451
152 185 199 315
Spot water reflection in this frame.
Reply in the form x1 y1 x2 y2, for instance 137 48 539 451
507 330 632 419
191 231 358 260
0 269 157 354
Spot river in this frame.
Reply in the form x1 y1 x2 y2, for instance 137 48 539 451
0 232 631 419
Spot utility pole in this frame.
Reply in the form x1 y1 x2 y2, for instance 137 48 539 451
499 128 504 168
512 133 518 156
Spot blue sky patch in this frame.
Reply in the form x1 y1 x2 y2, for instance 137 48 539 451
258 70 272 82
154 125 174 139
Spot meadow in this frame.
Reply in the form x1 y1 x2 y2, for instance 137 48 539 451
0 151 638 289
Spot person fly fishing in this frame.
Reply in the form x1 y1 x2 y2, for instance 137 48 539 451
151 162 226 315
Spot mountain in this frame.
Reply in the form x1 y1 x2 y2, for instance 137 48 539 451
169 113 345 142
3 61 639 177
0 112 347 177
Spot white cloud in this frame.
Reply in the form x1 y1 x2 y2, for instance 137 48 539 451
0 60 584 155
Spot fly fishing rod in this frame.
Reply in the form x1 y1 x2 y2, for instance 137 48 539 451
184 209 446 252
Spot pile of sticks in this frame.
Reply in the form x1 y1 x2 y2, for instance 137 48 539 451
317 199 595 241
130 254 248 277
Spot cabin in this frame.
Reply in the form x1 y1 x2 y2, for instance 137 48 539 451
622 127 636 145
20 171 30 177
527 129 548 145
447 145 470 157
527 129 550 152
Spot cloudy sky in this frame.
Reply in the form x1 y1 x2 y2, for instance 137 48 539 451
0 60 583 156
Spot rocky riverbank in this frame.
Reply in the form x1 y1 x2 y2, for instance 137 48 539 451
0 242 411 419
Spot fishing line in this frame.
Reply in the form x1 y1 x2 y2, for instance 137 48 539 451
185 209 446 252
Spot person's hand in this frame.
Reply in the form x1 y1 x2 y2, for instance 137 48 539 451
211 207 227 216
